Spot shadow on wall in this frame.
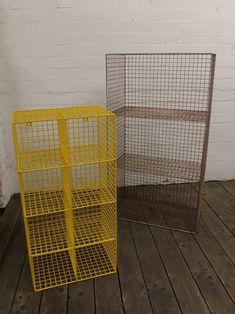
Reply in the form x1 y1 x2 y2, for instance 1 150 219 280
0 10 20 207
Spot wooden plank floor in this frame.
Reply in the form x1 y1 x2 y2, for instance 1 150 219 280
0 181 235 314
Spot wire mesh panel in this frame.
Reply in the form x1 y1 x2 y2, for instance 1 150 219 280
12 105 117 291
106 53 215 232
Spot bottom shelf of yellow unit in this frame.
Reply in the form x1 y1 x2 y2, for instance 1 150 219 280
32 241 116 291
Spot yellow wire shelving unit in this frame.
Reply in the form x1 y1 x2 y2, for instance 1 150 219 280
12 105 117 291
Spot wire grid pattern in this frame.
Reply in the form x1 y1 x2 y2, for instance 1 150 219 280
27 212 69 256
12 105 117 291
107 53 215 232
74 203 116 247
67 115 116 165
33 241 116 291
24 191 65 217
76 241 116 280
12 105 112 124
106 54 126 190
71 161 116 208
21 163 116 217
33 250 76 291
14 111 116 173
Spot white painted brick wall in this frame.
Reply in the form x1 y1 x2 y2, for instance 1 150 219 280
1 0 235 206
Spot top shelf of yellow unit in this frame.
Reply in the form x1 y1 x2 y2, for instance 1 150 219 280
13 105 116 172
12 105 115 124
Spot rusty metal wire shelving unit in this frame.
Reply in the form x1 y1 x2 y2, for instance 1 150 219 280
106 53 215 232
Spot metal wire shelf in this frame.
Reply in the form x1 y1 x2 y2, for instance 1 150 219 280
12 105 117 291
119 195 197 232
114 106 208 123
27 212 69 256
33 241 116 291
33 250 76 291
74 203 116 248
17 145 116 172
123 154 201 181
27 202 116 256
107 53 215 232
24 190 66 217
15 108 116 173
12 105 112 124
23 188 116 218
72 188 115 210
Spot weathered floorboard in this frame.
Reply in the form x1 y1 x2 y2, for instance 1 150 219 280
195 221 235 302
118 220 153 314
11 258 42 314
39 286 68 314
151 227 210 314
95 273 124 314
0 194 21 264
200 199 235 264
130 222 181 314
68 280 95 314
0 220 26 314
221 180 235 197
173 230 235 313
203 182 235 235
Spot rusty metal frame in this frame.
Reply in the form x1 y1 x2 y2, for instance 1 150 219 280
106 53 216 232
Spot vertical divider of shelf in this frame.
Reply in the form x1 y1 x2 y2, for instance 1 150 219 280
98 115 106 231
57 115 77 278
12 119 36 284
196 54 216 231
99 113 117 270
113 113 118 270
123 54 126 196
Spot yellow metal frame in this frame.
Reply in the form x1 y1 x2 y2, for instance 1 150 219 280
12 105 117 291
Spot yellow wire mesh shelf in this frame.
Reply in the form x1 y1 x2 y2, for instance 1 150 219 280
13 106 116 173
12 105 117 291
27 212 69 256
27 203 116 256
33 241 116 291
24 190 66 217
12 106 112 124
74 203 116 247
23 187 115 217
20 160 116 217
33 250 77 291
